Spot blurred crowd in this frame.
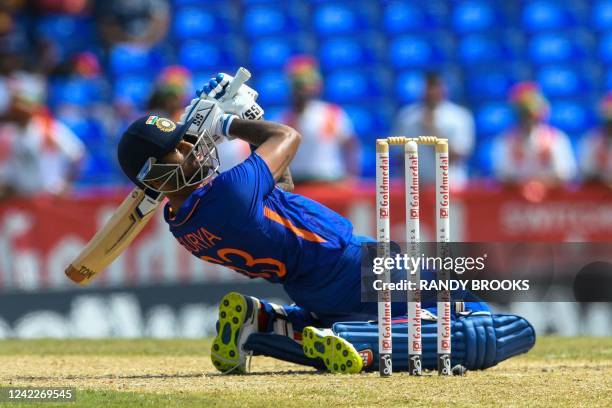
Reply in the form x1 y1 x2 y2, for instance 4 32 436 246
1 1 612 202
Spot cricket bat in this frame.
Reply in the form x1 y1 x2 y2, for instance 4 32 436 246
65 188 160 284
65 67 253 285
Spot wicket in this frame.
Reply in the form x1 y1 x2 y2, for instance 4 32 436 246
375 136 452 377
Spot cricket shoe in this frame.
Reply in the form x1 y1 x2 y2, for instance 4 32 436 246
302 326 363 374
211 292 260 374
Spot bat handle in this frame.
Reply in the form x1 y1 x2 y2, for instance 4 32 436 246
225 67 251 99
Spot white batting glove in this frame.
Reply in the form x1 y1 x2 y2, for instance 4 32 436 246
177 98 234 145
198 73 264 123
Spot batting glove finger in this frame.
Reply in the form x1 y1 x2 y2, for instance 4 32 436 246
196 84 212 98
215 75 231 99
206 79 221 98
206 75 231 99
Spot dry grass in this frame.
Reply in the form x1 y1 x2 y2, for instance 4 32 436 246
0 337 610 407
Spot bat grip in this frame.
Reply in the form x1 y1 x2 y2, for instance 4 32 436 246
225 67 251 99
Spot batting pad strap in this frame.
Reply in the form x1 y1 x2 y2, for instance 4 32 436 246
243 333 326 370
333 313 535 372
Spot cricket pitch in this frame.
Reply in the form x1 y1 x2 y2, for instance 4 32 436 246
0 337 610 407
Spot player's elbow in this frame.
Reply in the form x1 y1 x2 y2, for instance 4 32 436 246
290 127 302 150
279 124 301 152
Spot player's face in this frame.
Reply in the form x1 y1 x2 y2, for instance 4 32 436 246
138 130 220 193
160 139 207 181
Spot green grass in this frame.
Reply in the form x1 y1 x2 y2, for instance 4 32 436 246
0 390 220 408
0 339 212 357
0 337 610 407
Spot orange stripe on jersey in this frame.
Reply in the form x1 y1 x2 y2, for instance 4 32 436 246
263 206 327 243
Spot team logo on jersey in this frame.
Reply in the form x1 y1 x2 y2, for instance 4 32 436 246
155 117 176 132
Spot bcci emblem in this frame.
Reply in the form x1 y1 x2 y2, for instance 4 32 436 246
156 118 176 132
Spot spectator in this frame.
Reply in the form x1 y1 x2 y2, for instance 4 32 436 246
0 74 85 199
579 92 612 186
0 2 31 114
276 55 360 184
392 72 474 189
55 51 117 144
94 0 169 48
492 82 577 187
147 65 192 121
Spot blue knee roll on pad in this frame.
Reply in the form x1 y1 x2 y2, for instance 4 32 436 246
333 313 535 371
243 333 326 370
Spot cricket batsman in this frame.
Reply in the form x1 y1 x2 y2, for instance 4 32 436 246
117 72 535 374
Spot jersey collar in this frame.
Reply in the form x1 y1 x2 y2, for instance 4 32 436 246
164 182 213 227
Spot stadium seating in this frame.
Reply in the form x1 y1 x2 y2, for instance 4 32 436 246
344 103 393 142
113 75 154 107
604 69 612 89
522 1 575 32
598 32 612 63
593 0 612 30
36 15 93 60
173 6 229 40
109 45 159 77
253 72 291 105
250 38 297 71
318 37 377 71
529 33 577 64
78 151 120 186
244 6 298 37
474 102 515 138
179 41 236 72
470 138 495 176
549 100 593 136
389 35 444 68
312 3 372 36
24 0 612 181
324 69 383 104
343 105 376 139
458 34 506 66
466 70 515 103
48 78 106 108
395 71 425 104
173 0 223 5
451 1 499 33
383 1 437 33
536 65 588 97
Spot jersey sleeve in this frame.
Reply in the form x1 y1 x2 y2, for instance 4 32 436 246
212 151 275 219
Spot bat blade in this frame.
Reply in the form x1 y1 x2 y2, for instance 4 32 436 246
65 188 160 285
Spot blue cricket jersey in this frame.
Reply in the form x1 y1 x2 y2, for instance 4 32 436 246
163 152 355 289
